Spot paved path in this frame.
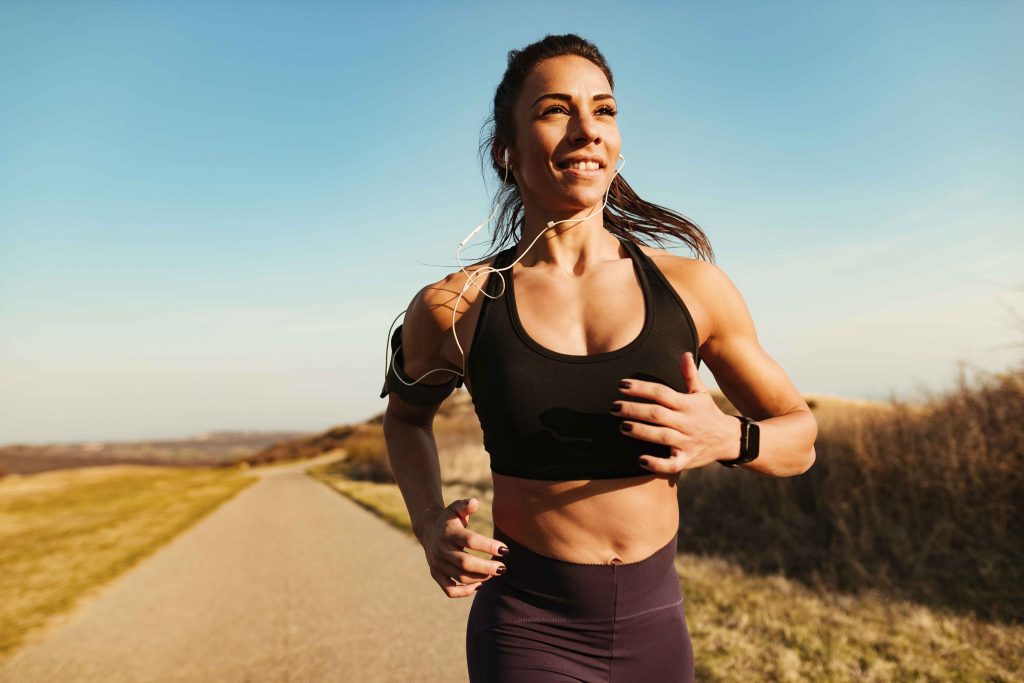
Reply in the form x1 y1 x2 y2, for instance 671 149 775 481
0 454 473 682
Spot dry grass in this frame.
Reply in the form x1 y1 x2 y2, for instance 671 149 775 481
311 458 1024 682
307 457 494 546
0 464 257 656
679 362 1024 622
679 552 1024 682
320 358 1024 678
356 364 1024 622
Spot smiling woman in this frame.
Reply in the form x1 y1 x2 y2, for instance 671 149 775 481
379 32 818 682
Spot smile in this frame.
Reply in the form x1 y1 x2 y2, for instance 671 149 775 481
561 160 602 170
557 159 605 177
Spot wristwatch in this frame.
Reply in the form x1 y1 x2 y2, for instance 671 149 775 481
719 415 760 467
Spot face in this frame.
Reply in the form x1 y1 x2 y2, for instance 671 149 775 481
505 55 621 214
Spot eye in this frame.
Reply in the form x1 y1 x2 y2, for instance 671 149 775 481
598 106 618 116
542 104 570 115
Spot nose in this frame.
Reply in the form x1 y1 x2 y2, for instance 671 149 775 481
567 111 601 146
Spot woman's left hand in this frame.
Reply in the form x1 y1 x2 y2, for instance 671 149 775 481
612 352 739 478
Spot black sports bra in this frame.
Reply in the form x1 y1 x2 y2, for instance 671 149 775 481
467 236 702 480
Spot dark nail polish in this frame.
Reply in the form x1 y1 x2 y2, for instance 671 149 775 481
610 402 622 413
496 565 506 575
497 545 509 556
619 380 631 389
620 422 633 432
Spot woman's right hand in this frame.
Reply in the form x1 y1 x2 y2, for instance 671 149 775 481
419 497 510 598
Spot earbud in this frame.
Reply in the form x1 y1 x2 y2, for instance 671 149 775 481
503 149 510 169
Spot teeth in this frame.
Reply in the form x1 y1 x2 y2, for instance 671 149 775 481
565 160 601 170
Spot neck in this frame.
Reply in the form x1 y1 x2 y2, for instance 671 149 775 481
515 197 622 274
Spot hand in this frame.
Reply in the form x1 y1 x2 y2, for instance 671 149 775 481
612 352 739 481
418 497 510 599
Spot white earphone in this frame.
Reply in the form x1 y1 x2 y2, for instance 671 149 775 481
385 150 627 392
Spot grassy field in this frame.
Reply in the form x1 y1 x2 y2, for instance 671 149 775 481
350 362 1024 626
308 457 1024 682
0 464 258 657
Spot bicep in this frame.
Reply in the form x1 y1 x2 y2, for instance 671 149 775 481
382 286 461 427
696 263 809 420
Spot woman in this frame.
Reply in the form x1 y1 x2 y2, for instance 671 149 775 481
381 33 818 683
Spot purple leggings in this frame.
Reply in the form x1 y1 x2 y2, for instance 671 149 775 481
466 524 695 682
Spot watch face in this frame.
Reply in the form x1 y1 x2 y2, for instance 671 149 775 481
747 421 760 459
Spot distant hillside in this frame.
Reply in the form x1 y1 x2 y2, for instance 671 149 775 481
0 430 313 477
236 426 358 467
259 385 895 474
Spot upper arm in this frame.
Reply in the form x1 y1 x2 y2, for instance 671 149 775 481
689 260 812 422
383 277 465 427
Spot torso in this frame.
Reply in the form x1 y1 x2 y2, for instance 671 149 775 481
437 239 712 564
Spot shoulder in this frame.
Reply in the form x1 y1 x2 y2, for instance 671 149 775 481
401 251 503 365
634 242 752 343
410 253 502 337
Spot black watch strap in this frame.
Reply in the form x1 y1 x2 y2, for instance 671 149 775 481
719 415 760 468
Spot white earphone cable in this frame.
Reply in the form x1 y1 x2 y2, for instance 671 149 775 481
385 151 626 392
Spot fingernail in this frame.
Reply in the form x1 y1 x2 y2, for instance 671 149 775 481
620 422 633 432
619 380 631 389
610 402 622 413
496 565 506 575
497 545 510 556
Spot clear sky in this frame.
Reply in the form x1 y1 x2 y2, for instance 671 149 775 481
1 1 1022 445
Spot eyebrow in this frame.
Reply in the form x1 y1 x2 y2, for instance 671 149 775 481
531 93 616 108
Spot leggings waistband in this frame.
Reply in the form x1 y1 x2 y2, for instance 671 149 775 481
488 524 683 621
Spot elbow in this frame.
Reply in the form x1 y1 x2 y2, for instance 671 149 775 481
767 446 814 478
793 412 818 475
794 444 816 475
785 410 818 476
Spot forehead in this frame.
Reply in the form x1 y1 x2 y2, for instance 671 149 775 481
518 55 612 104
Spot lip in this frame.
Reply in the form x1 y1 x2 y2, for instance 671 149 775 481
556 155 606 178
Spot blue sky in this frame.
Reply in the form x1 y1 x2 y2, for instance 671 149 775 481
1 1 1021 444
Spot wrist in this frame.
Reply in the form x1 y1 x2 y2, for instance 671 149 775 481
412 503 446 544
718 414 743 462
718 415 761 468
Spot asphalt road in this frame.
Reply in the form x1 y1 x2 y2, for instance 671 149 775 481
0 453 473 682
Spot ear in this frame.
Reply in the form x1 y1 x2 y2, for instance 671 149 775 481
496 146 512 169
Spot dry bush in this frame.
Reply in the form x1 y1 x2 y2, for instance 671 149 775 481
365 363 1024 622
338 425 394 484
679 359 1024 623
433 391 492 488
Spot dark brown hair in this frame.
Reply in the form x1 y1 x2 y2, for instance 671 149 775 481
476 32 715 263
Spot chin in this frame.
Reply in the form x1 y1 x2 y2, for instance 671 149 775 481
557 190 606 209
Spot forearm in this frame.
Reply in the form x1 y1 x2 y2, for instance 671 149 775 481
382 412 447 544
720 408 817 477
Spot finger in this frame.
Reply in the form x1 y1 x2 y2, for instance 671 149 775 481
450 496 485 528
637 452 683 474
439 549 502 582
617 377 686 411
614 421 688 475
619 420 687 457
460 527 511 561
446 564 495 584
447 498 471 527
611 400 684 431
428 545 495 584
449 532 508 577
680 351 704 394
430 566 484 598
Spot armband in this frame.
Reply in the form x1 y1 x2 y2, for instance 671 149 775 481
380 323 464 405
